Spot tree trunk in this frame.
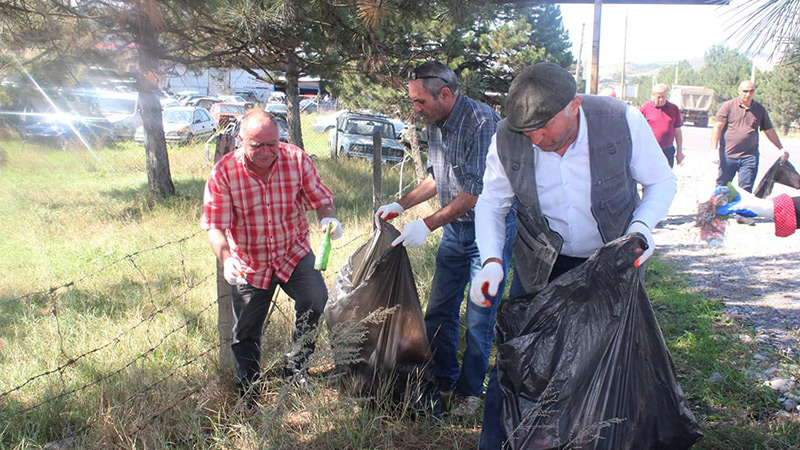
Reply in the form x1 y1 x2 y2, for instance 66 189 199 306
135 9 174 198
286 55 305 150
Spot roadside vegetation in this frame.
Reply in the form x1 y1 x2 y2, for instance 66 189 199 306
1 132 798 449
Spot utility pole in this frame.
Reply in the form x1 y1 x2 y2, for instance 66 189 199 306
590 0 602 94
575 23 585 86
675 63 679 85
621 9 627 99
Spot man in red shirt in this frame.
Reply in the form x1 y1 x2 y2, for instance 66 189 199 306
641 83 683 168
201 110 343 393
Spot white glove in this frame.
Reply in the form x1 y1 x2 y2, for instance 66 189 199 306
319 217 343 240
469 260 504 308
391 219 431 248
223 257 246 286
626 221 654 268
717 189 774 219
375 202 404 221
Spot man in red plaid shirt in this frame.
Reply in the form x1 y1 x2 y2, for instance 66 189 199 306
201 110 343 392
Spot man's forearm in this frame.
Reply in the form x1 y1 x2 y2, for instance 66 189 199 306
711 122 724 149
397 176 437 210
424 191 477 230
208 229 232 263
675 128 683 153
764 128 784 152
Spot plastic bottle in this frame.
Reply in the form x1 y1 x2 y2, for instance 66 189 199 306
314 222 333 271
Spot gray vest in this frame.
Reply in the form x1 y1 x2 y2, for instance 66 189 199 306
497 95 638 294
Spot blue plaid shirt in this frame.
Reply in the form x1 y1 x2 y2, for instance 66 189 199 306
427 93 500 223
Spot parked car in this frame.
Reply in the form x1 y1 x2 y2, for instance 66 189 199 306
217 94 254 109
328 113 405 162
94 90 140 140
235 90 259 104
209 103 247 127
314 109 404 138
23 112 114 149
265 103 288 116
274 114 290 143
186 97 222 111
299 98 318 113
134 106 216 145
267 91 286 104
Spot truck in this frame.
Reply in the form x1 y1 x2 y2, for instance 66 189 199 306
669 85 714 128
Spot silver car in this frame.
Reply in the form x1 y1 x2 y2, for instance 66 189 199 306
134 106 216 145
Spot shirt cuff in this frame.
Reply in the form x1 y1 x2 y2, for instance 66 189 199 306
772 194 796 237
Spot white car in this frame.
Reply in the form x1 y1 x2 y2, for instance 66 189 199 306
314 110 404 137
134 106 216 145
217 95 254 109
329 113 405 163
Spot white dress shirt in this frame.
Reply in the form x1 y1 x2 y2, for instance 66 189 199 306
476 104 676 261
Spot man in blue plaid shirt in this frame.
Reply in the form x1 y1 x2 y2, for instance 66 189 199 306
376 61 515 417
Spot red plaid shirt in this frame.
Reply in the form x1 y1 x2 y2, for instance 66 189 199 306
200 143 334 289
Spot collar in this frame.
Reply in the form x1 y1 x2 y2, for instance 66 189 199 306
439 93 466 133
571 105 587 150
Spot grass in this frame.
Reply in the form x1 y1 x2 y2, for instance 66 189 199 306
0 129 798 449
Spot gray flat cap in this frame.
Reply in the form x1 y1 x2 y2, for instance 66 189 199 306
506 63 577 132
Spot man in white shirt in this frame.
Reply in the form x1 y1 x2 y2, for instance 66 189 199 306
472 62 676 450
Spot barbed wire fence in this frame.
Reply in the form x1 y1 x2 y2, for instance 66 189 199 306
1 105 430 445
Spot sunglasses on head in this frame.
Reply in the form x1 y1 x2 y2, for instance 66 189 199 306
409 72 452 84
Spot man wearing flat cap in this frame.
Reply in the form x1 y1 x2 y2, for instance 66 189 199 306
470 62 676 449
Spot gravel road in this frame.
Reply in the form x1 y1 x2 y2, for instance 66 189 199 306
652 125 800 414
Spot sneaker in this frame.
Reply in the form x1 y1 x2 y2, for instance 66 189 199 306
449 395 481 418
736 216 756 225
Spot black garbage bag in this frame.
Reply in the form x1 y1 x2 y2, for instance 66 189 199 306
754 157 800 198
324 217 438 409
496 234 702 450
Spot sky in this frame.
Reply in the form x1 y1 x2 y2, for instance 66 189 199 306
556 1 774 72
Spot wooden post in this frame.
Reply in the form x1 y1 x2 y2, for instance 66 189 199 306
372 127 382 228
214 133 236 374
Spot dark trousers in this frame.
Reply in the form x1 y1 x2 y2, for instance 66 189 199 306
230 252 328 387
479 254 587 450
661 146 676 168
716 154 759 193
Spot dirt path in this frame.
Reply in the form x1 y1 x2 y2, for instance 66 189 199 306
652 126 800 414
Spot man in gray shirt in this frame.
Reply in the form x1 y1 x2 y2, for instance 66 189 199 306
712 79 789 193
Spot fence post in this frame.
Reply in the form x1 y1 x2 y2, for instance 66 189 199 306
372 127 382 228
214 133 236 374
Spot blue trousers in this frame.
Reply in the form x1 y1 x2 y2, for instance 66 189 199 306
425 212 515 398
716 154 759 193
479 254 587 450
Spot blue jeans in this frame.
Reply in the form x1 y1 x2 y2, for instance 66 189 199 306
425 212 515 398
230 252 328 387
479 254 587 450
716 154 759 193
